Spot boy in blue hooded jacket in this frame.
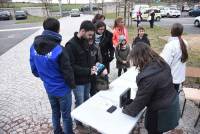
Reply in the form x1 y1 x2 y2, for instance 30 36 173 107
30 18 75 134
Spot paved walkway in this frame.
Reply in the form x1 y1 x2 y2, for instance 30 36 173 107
0 15 200 134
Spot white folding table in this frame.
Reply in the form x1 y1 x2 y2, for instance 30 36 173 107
71 67 146 134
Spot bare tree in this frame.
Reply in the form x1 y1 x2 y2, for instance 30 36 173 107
0 0 10 8
40 0 52 17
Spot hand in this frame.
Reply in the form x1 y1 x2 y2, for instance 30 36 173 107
91 66 97 75
102 69 108 76
122 61 127 64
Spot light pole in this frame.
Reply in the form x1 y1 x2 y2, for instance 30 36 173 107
58 0 62 17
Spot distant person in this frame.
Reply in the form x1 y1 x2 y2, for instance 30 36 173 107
112 17 128 47
160 23 188 92
65 20 96 127
95 21 114 73
132 26 150 47
149 9 155 28
30 18 75 134
123 43 180 134
115 35 130 77
136 9 142 27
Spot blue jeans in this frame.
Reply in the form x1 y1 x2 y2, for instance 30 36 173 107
73 83 91 107
48 92 73 134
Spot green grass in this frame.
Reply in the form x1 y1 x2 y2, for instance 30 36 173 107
104 13 117 20
15 15 45 24
1 2 82 11
15 15 61 24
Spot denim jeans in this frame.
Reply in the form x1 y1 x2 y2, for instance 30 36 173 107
48 92 73 134
73 83 91 107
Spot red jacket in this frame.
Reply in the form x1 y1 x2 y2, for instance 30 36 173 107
112 27 128 47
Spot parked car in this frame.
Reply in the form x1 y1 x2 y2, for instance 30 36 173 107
80 5 102 12
70 9 80 17
194 16 200 27
189 8 200 17
132 8 161 21
160 7 181 17
0 10 12 20
15 11 27 20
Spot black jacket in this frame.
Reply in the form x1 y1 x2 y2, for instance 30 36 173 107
89 43 102 66
65 32 91 85
132 34 150 47
32 30 75 89
98 30 114 64
123 61 177 117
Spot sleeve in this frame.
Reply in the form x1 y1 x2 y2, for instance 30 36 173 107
108 32 115 61
146 37 151 46
123 76 156 117
126 45 130 61
65 43 91 76
132 37 136 48
160 43 175 66
115 47 123 63
58 47 76 89
112 29 119 47
29 46 39 77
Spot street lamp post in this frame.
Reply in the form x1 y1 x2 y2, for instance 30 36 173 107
58 0 62 17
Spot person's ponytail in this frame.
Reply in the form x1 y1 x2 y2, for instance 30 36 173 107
178 36 188 63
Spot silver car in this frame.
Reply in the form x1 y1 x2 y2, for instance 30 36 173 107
70 9 80 17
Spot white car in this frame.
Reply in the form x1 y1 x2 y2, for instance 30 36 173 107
160 7 181 17
194 16 200 27
70 9 80 17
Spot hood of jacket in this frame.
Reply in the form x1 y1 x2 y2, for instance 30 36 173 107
33 30 62 55
137 61 168 83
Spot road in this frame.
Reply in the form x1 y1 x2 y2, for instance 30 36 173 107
0 20 41 56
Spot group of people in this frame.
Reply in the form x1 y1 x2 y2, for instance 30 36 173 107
29 13 188 134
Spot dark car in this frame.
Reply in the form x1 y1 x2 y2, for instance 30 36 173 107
80 5 102 12
0 11 12 20
189 8 200 17
15 11 27 20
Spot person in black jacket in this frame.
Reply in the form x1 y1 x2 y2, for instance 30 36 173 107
123 42 180 134
30 18 75 134
95 21 114 73
149 9 155 28
132 26 150 47
65 20 96 127
88 35 103 96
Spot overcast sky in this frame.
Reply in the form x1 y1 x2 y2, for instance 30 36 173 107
12 0 115 4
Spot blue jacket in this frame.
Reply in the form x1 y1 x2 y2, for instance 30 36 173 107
30 30 75 96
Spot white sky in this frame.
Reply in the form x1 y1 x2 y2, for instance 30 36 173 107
12 0 115 4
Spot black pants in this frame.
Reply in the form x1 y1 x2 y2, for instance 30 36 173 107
137 20 140 27
103 62 110 74
150 20 154 28
90 75 98 96
146 110 163 134
118 68 127 77
173 84 180 92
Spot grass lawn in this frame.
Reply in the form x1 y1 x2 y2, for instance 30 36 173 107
15 15 45 24
15 15 60 24
104 13 117 20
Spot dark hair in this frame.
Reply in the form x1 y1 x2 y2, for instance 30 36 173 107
92 14 105 24
138 26 145 32
171 23 188 63
129 42 165 71
80 20 95 32
43 17 60 33
95 21 106 29
114 17 123 28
